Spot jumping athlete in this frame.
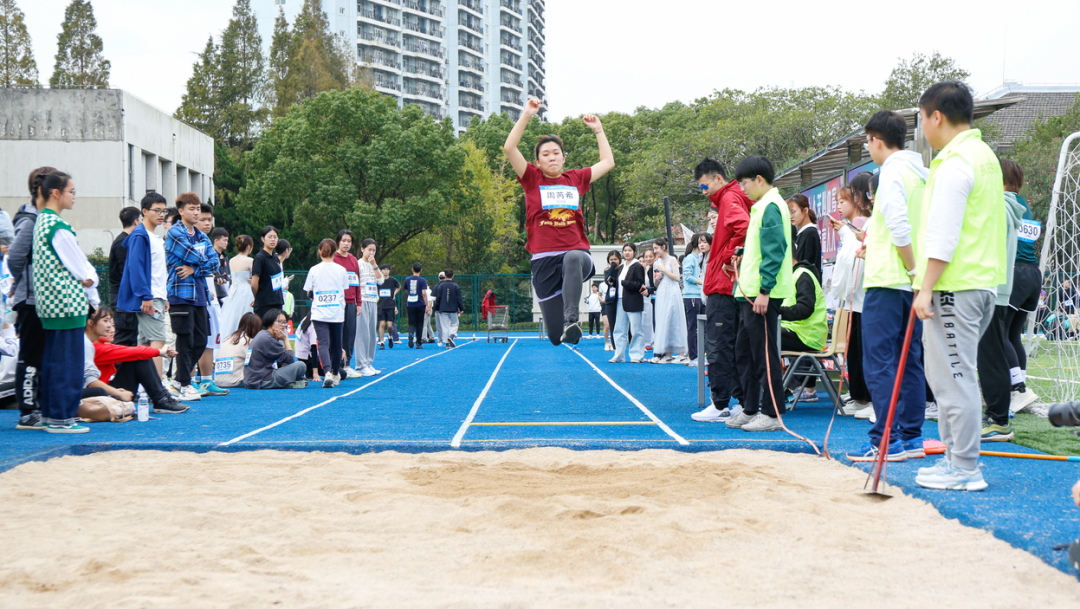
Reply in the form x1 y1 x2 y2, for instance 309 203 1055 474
503 98 615 345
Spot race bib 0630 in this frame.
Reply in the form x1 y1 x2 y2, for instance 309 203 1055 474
540 185 580 210
1018 219 1042 243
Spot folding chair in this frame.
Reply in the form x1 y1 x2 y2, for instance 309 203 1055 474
781 307 848 412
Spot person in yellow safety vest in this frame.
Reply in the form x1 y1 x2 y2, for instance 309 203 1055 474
779 251 827 401
911 82 1006 492
725 156 794 433
847 110 931 465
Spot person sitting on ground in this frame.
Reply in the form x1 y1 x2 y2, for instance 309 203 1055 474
215 312 261 389
84 306 188 414
779 251 827 402
244 309 308 390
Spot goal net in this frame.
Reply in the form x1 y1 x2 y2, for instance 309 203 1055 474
1027 132 1080 408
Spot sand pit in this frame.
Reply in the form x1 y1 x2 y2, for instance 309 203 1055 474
1 448 1077 608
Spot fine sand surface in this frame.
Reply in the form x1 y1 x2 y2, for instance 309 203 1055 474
1 449 1078 608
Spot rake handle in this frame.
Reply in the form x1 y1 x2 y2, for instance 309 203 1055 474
871 301 919 492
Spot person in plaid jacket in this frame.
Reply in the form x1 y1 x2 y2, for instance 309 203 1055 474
165 193 218 401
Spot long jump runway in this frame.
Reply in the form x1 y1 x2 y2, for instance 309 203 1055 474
0 335 1078 575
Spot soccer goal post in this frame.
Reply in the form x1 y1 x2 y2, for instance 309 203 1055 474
1027 132 1080 405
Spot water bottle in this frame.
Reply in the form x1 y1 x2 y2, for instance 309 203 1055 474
137 386 149 422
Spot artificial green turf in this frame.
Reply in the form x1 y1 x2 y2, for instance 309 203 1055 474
1010 412 1080 456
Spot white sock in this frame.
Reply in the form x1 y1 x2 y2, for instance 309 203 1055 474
1009 367 1024 386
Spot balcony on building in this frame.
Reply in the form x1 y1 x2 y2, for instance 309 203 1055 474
403 57 444 82
358 2 402 27
369 0 403 6
500 0 523 16
458 32 484 56
404 101 445 120
458 52 485 74
500 51 522 73
500 14 521 32
360 46 403 72
358 25 401 49
403 15 445 39
458 92 484 113
500 32 522 52
501 106 522 121
373 70 402 92
402 35 445 60
500 88 523 107
500 70 523 89
458 12 483 35
458 0 484 16
402 79 445 102
402 0 445 19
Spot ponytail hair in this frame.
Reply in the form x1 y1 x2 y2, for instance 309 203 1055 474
787 194 816 224
28 166 57 204
235 234 254 254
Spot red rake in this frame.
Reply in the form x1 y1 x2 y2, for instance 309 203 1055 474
865 301 919 498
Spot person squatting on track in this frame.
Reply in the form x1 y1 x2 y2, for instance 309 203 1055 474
693 158 751 424
304 239 350 388
911 82 1006 492
503 97 615 346
725 157 794 433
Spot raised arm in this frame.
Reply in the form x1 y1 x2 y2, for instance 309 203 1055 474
503 99 542 178
582 114 615 183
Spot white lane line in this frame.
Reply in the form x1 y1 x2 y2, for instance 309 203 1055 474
564 344 689 445
451 339 518 448
219 341 475 446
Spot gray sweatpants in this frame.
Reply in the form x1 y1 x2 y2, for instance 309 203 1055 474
258 361 307 389
422 310 435 342
922 290 994 471
355 302 378 370
438 312 459 344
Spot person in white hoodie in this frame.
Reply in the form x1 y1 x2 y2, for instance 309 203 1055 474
846 110 930 463
827 175 872 414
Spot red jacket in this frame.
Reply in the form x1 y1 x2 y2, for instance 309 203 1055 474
703 180 752 297
333 252 361 304
93 337 160 384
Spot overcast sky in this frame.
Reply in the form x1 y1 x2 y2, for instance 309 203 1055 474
20 0 1080 121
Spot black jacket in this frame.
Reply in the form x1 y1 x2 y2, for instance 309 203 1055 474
794 225 822 274
433 280 464 313
619 261 646 313
779 261 819 322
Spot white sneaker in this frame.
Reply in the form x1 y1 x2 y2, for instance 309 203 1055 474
743 413 783 432
342 367 362 379
685 359 698 367
604 344 613 351
925 401 939 419
725 411 756 429
1009 389 1037 414
658 355 674 364
163 380 181 398
838 401 867 416
692 404 732 422
178 385 203 401
364 366 381 376
671 355 687 364
868 408 877 423
918 457 953 477
360 367 378 377
916 464 987 491
854 403 875 419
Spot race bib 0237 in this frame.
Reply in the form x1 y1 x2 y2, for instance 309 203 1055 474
539 185 580 210
315 290 343 308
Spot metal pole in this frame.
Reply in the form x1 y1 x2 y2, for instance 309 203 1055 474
697 313 707 407
664 196 675 249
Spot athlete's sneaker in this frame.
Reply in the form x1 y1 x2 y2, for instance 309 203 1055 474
901 437 926 458
178 386 203 401
561 322 583 345
726 411 756 429
868 409 877 424
630 358 645 363
163 381 181 398
16 411 44 430
854 403 875 419
323 374 336 388
925 401 939 419
743 413 783 432
343 367 362 379
671 355 688 364
379 343 385 350
286 380 308 389
685 358 698 367
447 337 456 348
839 401 869 417
846 440 907 463
692 404 732 422
1009 388 1037 414
387 337 394 349
44 422 89 434
604 344 613 352
916 464 987 491
363 366 381 376
153 397 190 414
918 457 954 478
408 335 415 348
798 389 819 403
657 355 674 364
981 421 1015 442
200 380 230 396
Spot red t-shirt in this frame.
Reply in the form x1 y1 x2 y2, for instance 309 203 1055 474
518 163 592 254
333 252 361 304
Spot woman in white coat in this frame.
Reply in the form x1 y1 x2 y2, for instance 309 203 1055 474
649 237 687 364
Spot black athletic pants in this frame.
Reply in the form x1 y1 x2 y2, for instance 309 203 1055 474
169 304 209 387
111 360 169 404
977 305 1012 426
407 306 425 340
14 304 44 416
684 297 702 361
846 311 872 402
780 328 816 390
604 305 618 347
342 302 358 366
734 299 785 417
588 312 601 335
705 294 742 407
113 308 139 347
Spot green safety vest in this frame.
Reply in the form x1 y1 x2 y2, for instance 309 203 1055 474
914 129 1006 291
864 163 925 288
780 266 827 351
738 187 794 299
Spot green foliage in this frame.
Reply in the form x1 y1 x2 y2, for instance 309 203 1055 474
87 246 107 267
878 51 970 111
1004 93 1080 225
0 0 38 87
211 142 260 246
175 36 221 136
216 0 267 149
238 88 472 270
267 0 350 118
49 0 109 89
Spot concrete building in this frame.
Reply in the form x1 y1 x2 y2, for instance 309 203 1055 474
0 89 215 255
254 0 547 132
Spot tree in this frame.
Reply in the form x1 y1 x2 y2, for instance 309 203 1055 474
0 0 38 87
443 142 518 273
238 88 474 270
266 0 350 118
265 8 292 117
1005 94 1080 225
878 51 970 111
49 0 110 89
175 36 221 137
217 0 266 149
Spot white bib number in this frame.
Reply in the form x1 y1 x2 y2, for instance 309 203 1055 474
244 349 253 366
315 290 343 308
608 287 616 298
1018 219 1042 243
379 288 392 298
539 185 580 210
363 282 378 298
407 294 419 303
347 272 360 287
270 272 284 291
215 357 234 374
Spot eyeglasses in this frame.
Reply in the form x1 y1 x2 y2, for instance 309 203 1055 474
148 208 167 215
